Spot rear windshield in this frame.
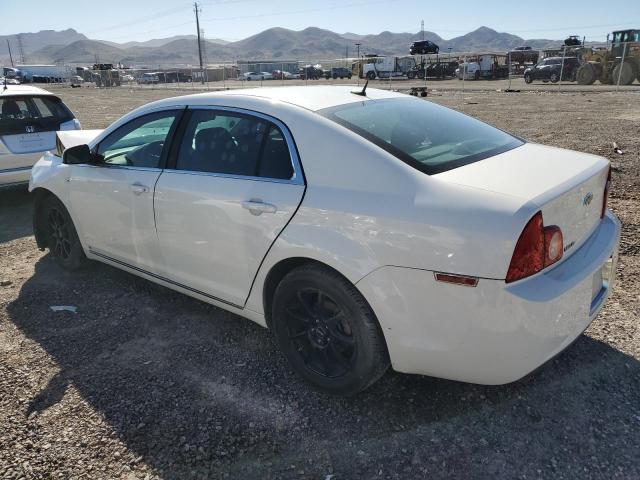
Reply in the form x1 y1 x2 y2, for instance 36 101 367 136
319 97 523 174
0 95 74 135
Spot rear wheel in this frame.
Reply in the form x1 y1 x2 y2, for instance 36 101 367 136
42 196 87 270
612 62 635 85
271 264 389 395
550 72 560 83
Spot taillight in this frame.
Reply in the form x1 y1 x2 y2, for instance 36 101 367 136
601 166 611 218
506 211 563 283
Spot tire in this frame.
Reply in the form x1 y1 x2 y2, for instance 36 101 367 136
524 73 532 84
576 64 596 85
366 71 376 80
271 264 389 395
550 72 559 83
332 73 338 80
407 71 416 79
42 196 88 270
474 70 480 80
612 62 635 85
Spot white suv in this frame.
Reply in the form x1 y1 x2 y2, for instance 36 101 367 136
0 85 80 187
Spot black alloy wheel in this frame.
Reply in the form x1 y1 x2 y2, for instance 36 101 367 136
271 264 389 395
284 288 356 378
42 196 88 270
47 206 72 260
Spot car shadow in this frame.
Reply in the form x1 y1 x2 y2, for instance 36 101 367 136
0 185 33 243
6 254 640 479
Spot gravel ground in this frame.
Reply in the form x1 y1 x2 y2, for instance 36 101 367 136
1 86 639 479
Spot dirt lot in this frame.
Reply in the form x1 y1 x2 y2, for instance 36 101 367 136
1 86 639 479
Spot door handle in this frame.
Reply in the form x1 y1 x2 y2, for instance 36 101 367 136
241 199 277 215
130 182 150 195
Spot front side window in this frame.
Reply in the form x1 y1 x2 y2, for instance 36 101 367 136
320 98 523 175
176 110 294 180
97 110 179 168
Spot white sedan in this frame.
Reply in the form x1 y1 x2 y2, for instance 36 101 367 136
29 86 620 395
243 71 268 81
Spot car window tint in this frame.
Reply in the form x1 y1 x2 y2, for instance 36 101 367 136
320 97 523 175
0 95 73 135
97 110 179 168
177 110 268 177
258 125 294 180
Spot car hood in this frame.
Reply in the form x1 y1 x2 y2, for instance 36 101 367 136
56 129 103 154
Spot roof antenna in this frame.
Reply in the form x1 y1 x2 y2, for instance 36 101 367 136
352 79 368 97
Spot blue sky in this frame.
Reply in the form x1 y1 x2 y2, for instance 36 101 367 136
2 0 639 43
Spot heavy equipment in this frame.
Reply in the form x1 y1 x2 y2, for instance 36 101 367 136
576 29 640 85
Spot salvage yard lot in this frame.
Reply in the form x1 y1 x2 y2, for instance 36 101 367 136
1 85 639 479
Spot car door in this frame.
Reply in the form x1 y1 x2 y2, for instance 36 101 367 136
153 107 305 307
67 109 182 271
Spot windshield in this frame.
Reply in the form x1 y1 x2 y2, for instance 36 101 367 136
0 95 74 135
319 97 523 175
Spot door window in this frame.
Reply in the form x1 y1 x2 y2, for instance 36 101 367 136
176 110 294 180
96 110 180 168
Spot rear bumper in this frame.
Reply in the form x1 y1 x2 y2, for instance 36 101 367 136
356 210 621 385
0 165 33 186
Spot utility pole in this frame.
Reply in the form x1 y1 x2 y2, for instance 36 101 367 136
7 40 14 67
421 20 424 41
355 42 361 85
194 2 204 84
345 45 348 67
17 35 25 64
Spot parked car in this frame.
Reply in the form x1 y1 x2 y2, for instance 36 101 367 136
0 85 80 187
300 65 324 80
30 86 619 395
409 40 440 55
271 70 292 80
243 71 265 81
524 57 581 83
261 72 274 80
138 73 159 84
1 76 21 85
325 67 353 80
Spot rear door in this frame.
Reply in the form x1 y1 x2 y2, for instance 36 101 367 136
154 107 305 307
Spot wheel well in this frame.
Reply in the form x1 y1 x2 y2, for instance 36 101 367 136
31 187 55 250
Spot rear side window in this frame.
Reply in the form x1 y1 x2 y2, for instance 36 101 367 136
319 97 523 175
0 95 74 135
176 109 294 180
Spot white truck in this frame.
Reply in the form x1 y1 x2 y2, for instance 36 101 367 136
455 54 509 80
362 56 408 79
15 65 71 83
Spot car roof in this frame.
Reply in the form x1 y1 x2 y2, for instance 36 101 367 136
0 85 55 97
166 86 406 112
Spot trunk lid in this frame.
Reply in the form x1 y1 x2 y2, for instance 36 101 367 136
435 142 610 260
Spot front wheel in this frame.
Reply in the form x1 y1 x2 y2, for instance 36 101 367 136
42 196 88 270
524 73 532 84
271 264 389 395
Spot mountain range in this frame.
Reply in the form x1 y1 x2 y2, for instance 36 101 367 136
0 27 559 66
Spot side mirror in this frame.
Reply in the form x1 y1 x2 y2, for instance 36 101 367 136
62 144 94 165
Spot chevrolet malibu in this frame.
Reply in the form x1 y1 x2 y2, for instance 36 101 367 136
29 86 620 395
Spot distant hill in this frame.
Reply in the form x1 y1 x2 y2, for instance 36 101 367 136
0 29 87 60
0 26 559 66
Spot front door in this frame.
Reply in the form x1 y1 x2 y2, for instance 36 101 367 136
67 109 182 270
154 107 305 307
